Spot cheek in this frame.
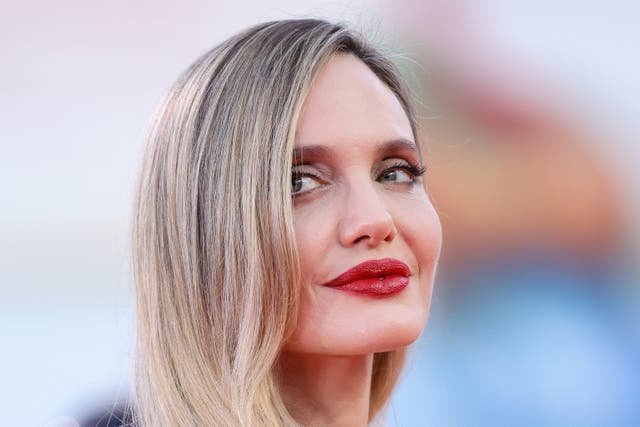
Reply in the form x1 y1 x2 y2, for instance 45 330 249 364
290 203 338 342
293 205 336 282
288 208 335 353
394 193 443 274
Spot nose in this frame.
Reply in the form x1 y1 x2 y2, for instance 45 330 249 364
338 184 398 248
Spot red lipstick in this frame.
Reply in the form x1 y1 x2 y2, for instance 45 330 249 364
322 258 410 296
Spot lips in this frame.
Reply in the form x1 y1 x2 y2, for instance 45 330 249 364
322 258 410 296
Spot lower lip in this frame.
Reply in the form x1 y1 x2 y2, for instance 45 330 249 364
330 275 409 296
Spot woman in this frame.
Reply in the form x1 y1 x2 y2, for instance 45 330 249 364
132 18 441 426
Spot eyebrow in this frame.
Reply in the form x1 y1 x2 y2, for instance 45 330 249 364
292 138 420 164
375 138 420 159
292 145 334 164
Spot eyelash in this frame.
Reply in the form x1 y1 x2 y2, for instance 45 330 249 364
384 161 427 180
291 161 427 197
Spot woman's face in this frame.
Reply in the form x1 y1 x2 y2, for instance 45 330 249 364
285 53 442 355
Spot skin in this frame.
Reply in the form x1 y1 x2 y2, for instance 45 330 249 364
279 53 442 426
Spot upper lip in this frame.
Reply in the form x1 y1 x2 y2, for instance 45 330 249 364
322 258 410 287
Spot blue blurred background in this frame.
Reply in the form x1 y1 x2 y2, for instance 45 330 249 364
2 1 638 426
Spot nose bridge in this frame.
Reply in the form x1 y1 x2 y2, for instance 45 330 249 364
338 174 396 247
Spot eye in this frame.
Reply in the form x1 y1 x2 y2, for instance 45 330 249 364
292 173 322 196
379 169 413 183
377 161 426 184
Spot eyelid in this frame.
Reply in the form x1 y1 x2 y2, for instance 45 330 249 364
292 162 331 176
291 169 322 180
379 157 426 175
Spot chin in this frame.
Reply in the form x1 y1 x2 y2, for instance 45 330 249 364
351 307 430 354
285 304 430 356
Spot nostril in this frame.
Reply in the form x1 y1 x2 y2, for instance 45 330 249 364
353 235 368 245
385 229 396 242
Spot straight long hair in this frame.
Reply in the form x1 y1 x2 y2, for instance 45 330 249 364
132 18 419 426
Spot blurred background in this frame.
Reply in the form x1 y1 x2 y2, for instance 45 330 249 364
2 1 638 426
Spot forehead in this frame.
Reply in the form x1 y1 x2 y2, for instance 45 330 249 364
294 53 414 149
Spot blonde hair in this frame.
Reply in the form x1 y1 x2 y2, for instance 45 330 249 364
132 19 419 426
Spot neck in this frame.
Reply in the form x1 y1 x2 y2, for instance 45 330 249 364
277 352 373 427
